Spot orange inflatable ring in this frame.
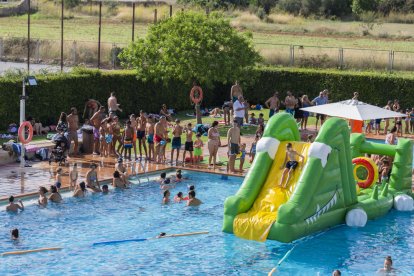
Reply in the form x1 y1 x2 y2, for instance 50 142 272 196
352 157 378 189
190 86 203 105
18 121 34 144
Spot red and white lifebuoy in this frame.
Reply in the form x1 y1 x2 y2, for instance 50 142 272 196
190 86 203 104
352 157 379 189
18 121 33 144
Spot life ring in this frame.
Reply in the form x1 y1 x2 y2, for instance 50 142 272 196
190 86 203 105
352 157 378 189
18 121 33 144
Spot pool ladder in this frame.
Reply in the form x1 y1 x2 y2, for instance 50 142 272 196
133 160 150 184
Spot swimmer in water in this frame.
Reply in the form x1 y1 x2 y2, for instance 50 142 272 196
86 163 101 192
163 190 170 204
73 181 87 198
48 185 62 203
102 184 109 194
158 172 167 183
279 143 304 188
174 192 184 203
11 228 19 240
5 196 24 212
160 178 175 190
38 186 48 207
186 190 202 206
332 270 341 276
377 256 398 275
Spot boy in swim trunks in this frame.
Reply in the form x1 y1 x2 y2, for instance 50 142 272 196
137 110 148 160
146 116 155 162
123 120 134 161
154 116 168 163
239 143 246 171
193 133 204 163
171 119 183 165
279 143 304 188
182 123 194 164
379 160 391 183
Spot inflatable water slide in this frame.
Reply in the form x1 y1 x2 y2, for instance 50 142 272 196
223 113 413 243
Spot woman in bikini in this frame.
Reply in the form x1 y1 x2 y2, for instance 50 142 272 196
207 121 220 169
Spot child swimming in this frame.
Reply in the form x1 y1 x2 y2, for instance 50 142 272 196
279 143 304 188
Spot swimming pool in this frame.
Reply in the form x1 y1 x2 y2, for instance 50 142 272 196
1 170 413 275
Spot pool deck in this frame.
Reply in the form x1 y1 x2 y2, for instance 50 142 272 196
0 130 412 202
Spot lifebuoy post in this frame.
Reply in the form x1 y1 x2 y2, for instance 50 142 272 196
19 76 37 168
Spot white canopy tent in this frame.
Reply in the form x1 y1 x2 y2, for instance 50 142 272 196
300 99 407 120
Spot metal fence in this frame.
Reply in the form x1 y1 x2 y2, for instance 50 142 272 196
256 42 414 71
0 37 127 70
1 36 414 72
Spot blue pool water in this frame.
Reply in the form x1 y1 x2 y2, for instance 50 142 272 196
366 138 414 169
1 171 414 275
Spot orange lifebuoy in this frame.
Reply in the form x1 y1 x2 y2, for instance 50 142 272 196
190 86 203 104
352 157 379 189
18 121 33 144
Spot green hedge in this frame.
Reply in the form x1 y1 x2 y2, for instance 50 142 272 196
244 67 414 109
1 67 414 129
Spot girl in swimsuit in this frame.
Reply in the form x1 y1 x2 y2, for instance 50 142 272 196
250 135 259 163
86 164 101 192
146 116 155 162
112 116 123 156
73 181 87 198
207 121 220 169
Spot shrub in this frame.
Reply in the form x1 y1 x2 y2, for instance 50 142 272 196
321 0 352 16
277 0 302 15
352 0 379 14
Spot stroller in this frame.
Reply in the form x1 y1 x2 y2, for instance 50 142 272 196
49 134 69 166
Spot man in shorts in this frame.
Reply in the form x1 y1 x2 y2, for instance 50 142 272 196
227 119 241 173
233 95 248 127
312 91 328 130
107 92 122 115
171 119 183 164
279 143 304 188
66 107 79 156
284 91 297 115
90 106 107 155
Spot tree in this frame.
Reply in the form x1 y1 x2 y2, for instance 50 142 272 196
119 12 261 87
120 12 261 124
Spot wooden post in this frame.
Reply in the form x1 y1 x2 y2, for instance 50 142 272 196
98 1 102 69
154 8 157 24
60 0 64 72
132 2 135 41
169 5 172 17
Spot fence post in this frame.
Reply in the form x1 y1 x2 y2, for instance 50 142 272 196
154 9 157 24
338 48 344 70
206 6 209 16
72 40 77 65
35 39 40 63
0 37 3 60
112 43 116 69
169 5 172 17
388 50 394 71
289 45 294 66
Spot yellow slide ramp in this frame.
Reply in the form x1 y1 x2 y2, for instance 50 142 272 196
233 141 310 242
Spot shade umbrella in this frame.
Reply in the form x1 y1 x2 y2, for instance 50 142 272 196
300 99 406 121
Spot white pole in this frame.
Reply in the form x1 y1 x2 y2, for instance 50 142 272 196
20 79 26 168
